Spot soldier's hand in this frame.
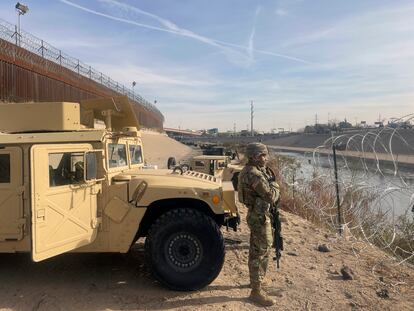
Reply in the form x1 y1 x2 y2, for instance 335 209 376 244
270 181 280 190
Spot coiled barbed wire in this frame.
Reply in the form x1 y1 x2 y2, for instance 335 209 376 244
275 115 414 265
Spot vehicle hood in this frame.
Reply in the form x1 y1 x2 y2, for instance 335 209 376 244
119 168 220 189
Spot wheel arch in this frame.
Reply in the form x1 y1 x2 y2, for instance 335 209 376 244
136 198 224 238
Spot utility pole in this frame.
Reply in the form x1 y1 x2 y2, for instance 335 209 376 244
251 100 254 137
233 123 236 136
315 113 318 125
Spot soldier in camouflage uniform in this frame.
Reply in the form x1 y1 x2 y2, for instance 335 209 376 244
238 143 280 307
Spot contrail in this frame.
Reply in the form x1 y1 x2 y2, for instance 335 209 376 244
99 0 181 31
59 0 187 36
60 0 313 65
60 0 229 51
247 6 261 61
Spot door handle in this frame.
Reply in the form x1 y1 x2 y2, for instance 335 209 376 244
36 209 45 221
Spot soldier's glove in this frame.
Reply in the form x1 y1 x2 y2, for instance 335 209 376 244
266 167 276 182
270 181 280 190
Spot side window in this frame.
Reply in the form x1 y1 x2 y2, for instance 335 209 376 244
129 145 143 165
194 161 205 167
49 152 84 187
108 144 127 168
0 154 10 183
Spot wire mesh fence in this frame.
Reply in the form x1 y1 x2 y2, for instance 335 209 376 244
0 18 164 122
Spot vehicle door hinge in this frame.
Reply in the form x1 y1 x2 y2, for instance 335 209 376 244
17 217 27 231
91 217 102 229
91 184 102 195
16 186 25 196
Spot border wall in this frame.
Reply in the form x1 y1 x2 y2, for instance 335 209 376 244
0 19 164 129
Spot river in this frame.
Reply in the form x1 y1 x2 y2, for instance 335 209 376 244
273 150 414 218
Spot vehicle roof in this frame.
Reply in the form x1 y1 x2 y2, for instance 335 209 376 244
192 155 228 160
0 129 106 145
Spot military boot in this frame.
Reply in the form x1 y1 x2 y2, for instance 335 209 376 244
249 284 275 307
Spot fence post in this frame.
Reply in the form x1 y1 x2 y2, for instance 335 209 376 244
14 25 18 45
332 144 343 235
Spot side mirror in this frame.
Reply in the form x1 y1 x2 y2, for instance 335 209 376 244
85 152 97 180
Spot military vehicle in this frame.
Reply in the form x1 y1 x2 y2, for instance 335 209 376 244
0 96 239 291
174 155 243 191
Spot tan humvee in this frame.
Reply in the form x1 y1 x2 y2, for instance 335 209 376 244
186 155 243 191
0 96 238 291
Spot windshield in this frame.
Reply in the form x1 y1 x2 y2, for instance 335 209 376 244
108 144 127 168
129 144 143 165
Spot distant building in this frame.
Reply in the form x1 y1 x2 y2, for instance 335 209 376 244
338 119 352 129
388 120 412 129
207 128 219 136
304 124 331 134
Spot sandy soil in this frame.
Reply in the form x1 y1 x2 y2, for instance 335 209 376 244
140 131 195 168
1 134 413 311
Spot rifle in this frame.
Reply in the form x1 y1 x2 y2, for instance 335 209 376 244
271 204 283 268
266 167 284 268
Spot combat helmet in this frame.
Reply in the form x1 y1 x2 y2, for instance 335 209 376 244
245 142 268 158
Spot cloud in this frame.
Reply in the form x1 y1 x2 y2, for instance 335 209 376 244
90 62 218 88
282 4 414 48
51 1 414 131
275 8 288 16
59 0 312 65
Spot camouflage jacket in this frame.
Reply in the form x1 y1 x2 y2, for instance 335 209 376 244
238 163 280 208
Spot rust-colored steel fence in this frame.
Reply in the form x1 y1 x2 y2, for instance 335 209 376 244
0 18 164 129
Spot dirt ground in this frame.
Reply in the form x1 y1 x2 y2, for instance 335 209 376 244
1 206 413 311
1 133 413 311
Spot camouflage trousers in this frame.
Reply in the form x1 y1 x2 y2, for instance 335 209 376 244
247 205 273 288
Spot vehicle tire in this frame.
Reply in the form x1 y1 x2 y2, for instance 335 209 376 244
231 172 240 191
167 157 176 169
180 164 190 172
172 166 183 175
145 208 225 291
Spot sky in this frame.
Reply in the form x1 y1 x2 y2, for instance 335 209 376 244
1 0 413 131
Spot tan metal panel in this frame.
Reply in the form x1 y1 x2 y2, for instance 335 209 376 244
0 102 81 132
0 146 24 241
30 143 99 262
0 130 105 144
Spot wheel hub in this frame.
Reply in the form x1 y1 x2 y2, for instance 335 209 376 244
165 232 203 272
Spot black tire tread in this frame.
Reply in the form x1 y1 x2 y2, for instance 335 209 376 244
145 208 224 291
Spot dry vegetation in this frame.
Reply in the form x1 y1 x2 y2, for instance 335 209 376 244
266 152 414 265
